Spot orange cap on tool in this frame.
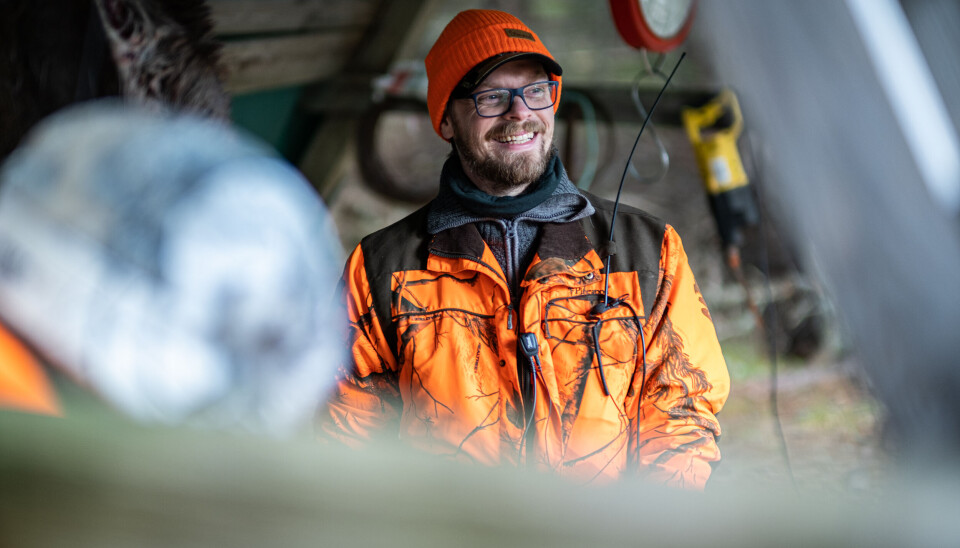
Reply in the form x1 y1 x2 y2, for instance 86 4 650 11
425 9 563 139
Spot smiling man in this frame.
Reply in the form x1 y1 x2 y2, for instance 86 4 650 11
442 58 556 195
320 9 730 490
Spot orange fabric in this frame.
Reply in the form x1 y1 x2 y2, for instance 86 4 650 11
0 324 61 416
425 9 563 138
321 220 729 490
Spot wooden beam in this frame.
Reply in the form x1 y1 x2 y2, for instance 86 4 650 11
298 118 356 199
560 86 719 127
348 0 433 73
209 0 377 36
298 74 372 115
295 0 436 197
221 30 363 94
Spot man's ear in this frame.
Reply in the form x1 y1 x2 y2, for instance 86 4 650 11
440 114 455 141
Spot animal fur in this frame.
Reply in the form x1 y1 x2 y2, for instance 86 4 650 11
0 0 229 162
94 0 230 120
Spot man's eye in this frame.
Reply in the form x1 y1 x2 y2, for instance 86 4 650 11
525 85 547 97
476 91 507 106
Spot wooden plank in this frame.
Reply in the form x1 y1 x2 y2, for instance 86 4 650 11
350 0 432 73
209 0 378 36
221 30 363 94
298 0 441 114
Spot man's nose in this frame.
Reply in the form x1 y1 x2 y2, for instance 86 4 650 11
502 93 533 119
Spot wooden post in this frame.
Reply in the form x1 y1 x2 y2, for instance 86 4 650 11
296 0 441 199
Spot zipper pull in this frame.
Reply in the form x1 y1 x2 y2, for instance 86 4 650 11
507 307 513 330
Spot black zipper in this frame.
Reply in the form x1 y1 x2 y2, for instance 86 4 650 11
429 248 532 461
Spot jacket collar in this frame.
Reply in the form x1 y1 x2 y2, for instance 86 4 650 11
427 156 594 235
524 221 604 284
428 218 604 283
429 217 595 261
429 223 486 260
536 220 594 261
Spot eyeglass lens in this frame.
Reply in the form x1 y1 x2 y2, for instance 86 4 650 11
474 82 557 117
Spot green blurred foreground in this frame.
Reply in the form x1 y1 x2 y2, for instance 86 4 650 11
2 407 960 547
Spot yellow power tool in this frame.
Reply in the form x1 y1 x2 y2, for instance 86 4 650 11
682 89 749 195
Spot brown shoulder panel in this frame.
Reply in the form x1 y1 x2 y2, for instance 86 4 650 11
580 191 665 319
360 204 433 358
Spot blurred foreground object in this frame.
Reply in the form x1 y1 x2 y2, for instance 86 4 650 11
2 411 960 547
0 102 343 435
694 0 960 466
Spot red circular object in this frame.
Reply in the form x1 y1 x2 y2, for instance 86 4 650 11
608 0 697 52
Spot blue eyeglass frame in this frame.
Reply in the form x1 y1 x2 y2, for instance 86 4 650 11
467 81 559 118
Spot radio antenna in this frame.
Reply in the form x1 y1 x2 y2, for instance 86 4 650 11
594 52 686 314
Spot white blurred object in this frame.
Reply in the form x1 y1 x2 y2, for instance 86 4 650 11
0 102 344 435
847 0 960 213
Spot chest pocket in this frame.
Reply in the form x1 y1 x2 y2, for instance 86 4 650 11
390 269 505 399
543 292 643 401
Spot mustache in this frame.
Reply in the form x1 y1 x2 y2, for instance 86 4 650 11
486 120 544 141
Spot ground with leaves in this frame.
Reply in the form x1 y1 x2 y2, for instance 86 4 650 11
709 338 887 496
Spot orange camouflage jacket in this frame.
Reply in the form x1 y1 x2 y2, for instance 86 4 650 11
0 323 61 416
320 193 729 489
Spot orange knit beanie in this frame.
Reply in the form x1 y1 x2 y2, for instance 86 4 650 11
425 9 563 139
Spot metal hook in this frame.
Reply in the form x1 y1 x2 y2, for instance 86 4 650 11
641 50 670 80
630 79 670 184
627 54 671 185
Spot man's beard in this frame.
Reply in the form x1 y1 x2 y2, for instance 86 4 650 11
452 119 556 195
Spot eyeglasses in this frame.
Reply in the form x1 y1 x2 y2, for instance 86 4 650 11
466 81 559 118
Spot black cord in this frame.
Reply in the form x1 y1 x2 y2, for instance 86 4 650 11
739 122 799 492
518 335 541 461
598 52 685 311
520 364 537 458
585 52 683 467
635 326 647 467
